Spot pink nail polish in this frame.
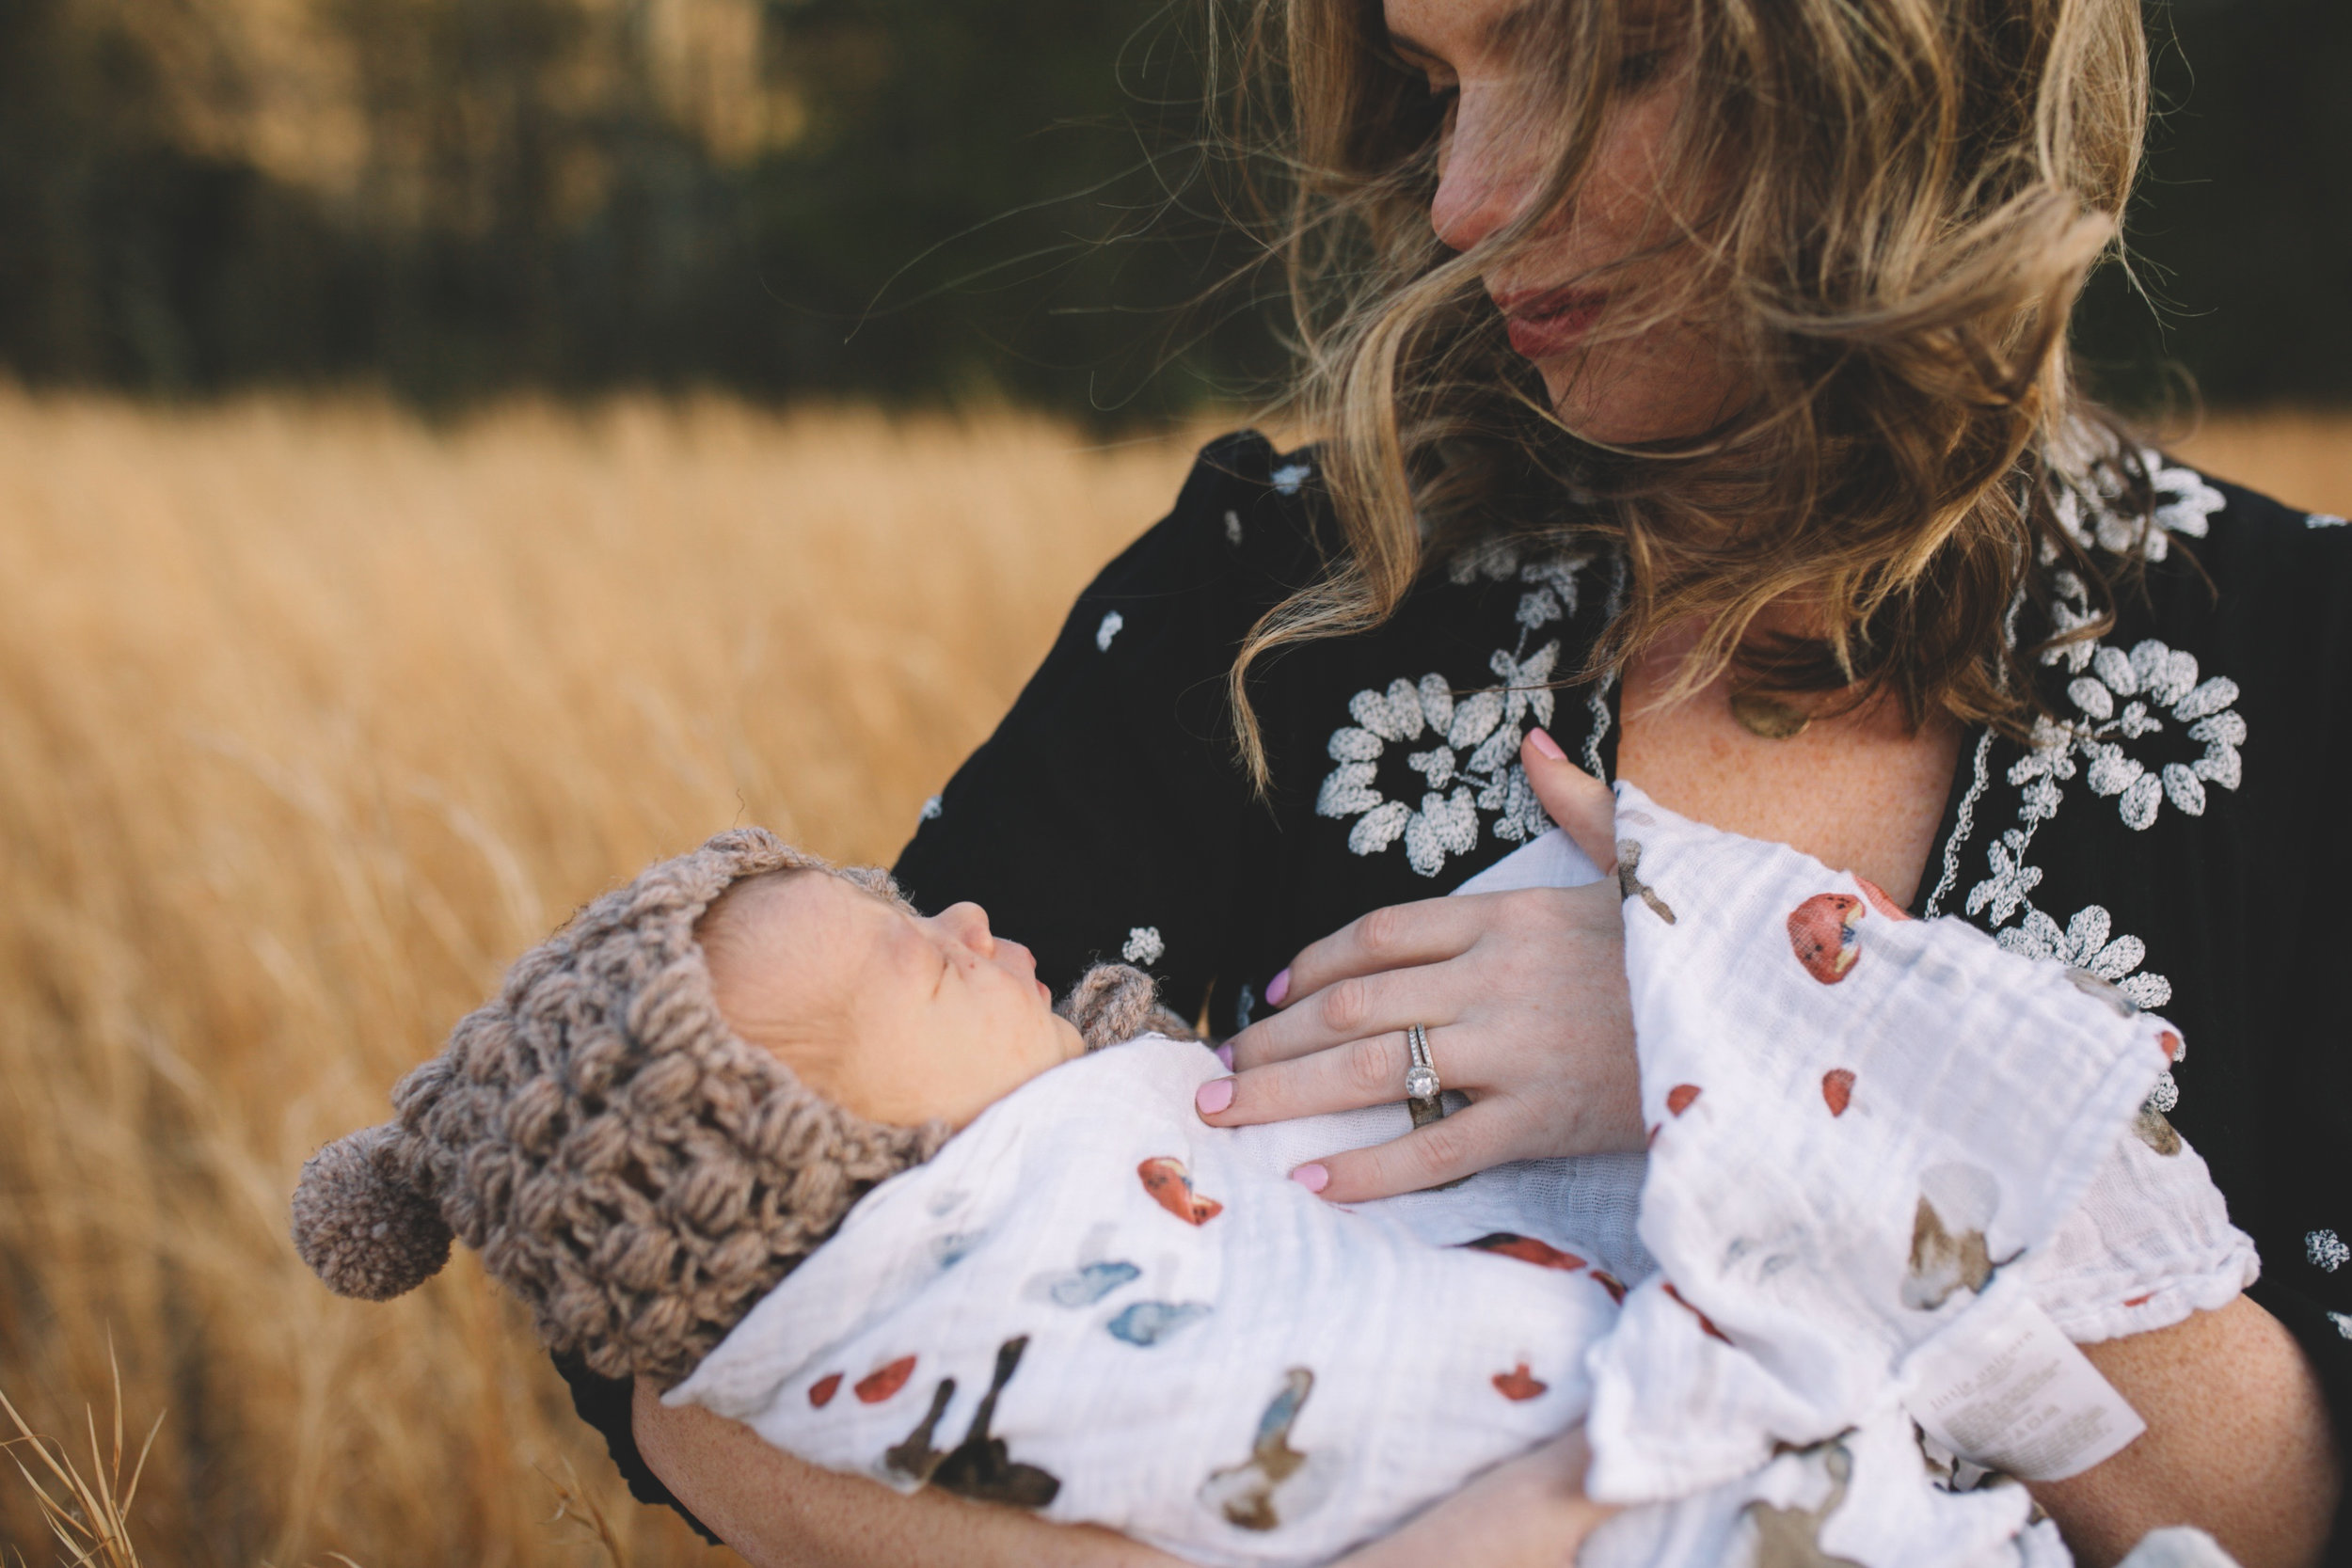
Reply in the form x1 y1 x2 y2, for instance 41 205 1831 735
1214 1042 1235 1070
1526 726 1566 762
1289 1163 1328 1194
1195 1077 1235 1116
1265 967 1291 1007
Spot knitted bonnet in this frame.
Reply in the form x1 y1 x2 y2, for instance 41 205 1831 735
290 825 1185 1387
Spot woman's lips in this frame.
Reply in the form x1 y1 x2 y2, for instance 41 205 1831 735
1496 288 1607 358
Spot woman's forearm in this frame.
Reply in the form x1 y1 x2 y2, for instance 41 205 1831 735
631 1379 1187 1568
2029 1296 2340 1568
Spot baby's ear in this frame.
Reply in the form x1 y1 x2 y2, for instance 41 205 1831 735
290 1123 453 1300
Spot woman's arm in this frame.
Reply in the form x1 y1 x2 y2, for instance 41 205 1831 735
2034 1295 2340 1568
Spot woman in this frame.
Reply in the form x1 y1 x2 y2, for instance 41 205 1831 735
576 0 2350 1559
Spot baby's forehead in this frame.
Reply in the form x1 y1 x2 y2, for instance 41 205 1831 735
709 865 909 951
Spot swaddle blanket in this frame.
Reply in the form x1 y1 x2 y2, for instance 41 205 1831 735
671 784 2256 1568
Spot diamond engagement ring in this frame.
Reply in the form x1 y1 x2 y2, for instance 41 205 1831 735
1405 1024 1444 1127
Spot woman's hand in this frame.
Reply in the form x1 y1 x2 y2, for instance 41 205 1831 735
1332 1428 1617 1568
1200 731 1644 1200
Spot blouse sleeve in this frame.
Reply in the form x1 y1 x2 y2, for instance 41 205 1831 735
551 431 1309 1532
890 429 1311 1021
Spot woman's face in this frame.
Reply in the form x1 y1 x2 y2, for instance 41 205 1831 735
1386 0 1743 443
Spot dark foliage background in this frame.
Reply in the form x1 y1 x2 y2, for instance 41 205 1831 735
0 0 2340 418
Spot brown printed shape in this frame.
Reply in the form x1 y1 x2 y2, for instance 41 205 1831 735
1820 1069 1855 1117
855 1355 917 1404
926 1337 1062 1509
1904 1202 1994 1310
808 1371 843 1409
1744 1441 1865 1568
1788 894 1866 984
1590 1270 1627 1305
1138 1157 1224 1225
1199 1369 1316 1531
1854 878 1912 921
1662 1282 1732 1343
1492 1364 1549 1402
1458 1232 1587 1272
2133 1104 2182 1157
1615 841 1677 925
1665 1084 1702 1117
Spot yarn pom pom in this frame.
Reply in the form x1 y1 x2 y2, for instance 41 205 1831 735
291 1124 453 1300
1057 963 1195 1052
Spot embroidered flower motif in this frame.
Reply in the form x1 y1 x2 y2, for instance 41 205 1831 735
2026 638 2244 832
1964 830 2044 926
2051 450 2224 563
919 794 943 822
2310 513 2347 530
1271 463 1312 496
2310 1229 2348 1274
1096 610 1124 652
1122 926 1165 966
1224 509 1245 545
1994 904 2173 1009
2329 1311 2352 1341
1317 648 1561 876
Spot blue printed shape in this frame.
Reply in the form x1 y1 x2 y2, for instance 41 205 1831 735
1049 1260 1142 1307
1107 1300 1212 1347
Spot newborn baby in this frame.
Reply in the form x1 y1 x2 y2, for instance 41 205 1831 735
290 830 1623 1568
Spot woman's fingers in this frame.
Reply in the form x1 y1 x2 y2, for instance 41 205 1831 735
1297 1098 1527 1204
1520 729 1617 872
1257 895 1489 1020
1200 1027 1419 1124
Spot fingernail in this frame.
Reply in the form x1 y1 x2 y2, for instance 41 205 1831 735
1195 1077 1235 1116
1289 1163 1328 1194
1526 727 1566 762
1265 967 1291 1007
1214 1041 1235 1070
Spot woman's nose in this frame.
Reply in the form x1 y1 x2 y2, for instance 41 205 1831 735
1430 93 1536 252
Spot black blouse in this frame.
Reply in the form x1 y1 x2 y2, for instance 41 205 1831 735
565 431 2352 1557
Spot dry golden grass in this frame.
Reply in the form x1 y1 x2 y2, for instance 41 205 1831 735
0 390 1199 1566
0 391 2340 1566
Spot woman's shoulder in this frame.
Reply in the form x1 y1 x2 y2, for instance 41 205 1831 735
1098 429 1336 590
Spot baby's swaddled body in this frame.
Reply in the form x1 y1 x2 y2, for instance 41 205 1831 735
669 1031 1633 1568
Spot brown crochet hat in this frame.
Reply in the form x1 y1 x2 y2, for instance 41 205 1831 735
290 825 1187 1387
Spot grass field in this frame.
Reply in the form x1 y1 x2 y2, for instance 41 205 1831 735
0 393 2342 1566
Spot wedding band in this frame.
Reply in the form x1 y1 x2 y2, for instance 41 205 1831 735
1405 1024 1443 1126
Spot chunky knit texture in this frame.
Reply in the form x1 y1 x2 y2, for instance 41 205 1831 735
290 829 958 1386
290 827 1193 1388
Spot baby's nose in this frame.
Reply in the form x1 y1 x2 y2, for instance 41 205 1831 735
937 901 995 956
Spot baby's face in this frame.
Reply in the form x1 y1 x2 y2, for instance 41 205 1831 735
699 871 1085 1130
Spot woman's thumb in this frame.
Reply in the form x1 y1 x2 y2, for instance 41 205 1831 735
1521 729 1617 873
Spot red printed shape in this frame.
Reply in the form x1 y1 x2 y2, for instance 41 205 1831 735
1821 1069 1855 1117
2158 1031 2183 1062
1665 1084 1702 1117
1663 1282 1732 1343
1788 894 1867 983
854 1355 916 1404
1855 878 1912 920
1138 1157 1224 1225
808 1372 843 1408
1591 1270 1627 1304
2122 1292 2153 1307
1459 1232 1587 1272
1492 1364 1549 1402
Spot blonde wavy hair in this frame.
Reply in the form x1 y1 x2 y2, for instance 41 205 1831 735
1224 0 2158 780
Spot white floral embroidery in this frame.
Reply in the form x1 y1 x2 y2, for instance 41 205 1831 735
1994 904 2173 1009
2143 1070 2180 1113
919 794 943 822
1224 509 1245 546
2329 1311 2352 1342
2308 513 2345 530
1095 610 1124 652
1234 982 1256 1030
1317 554 1589 876
2310 1229 2348 1274
1271 463 1312 496
1122 926 1165 966
2051 449 2224 563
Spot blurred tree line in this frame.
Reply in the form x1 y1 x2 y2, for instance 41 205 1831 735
0 0 2342 417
